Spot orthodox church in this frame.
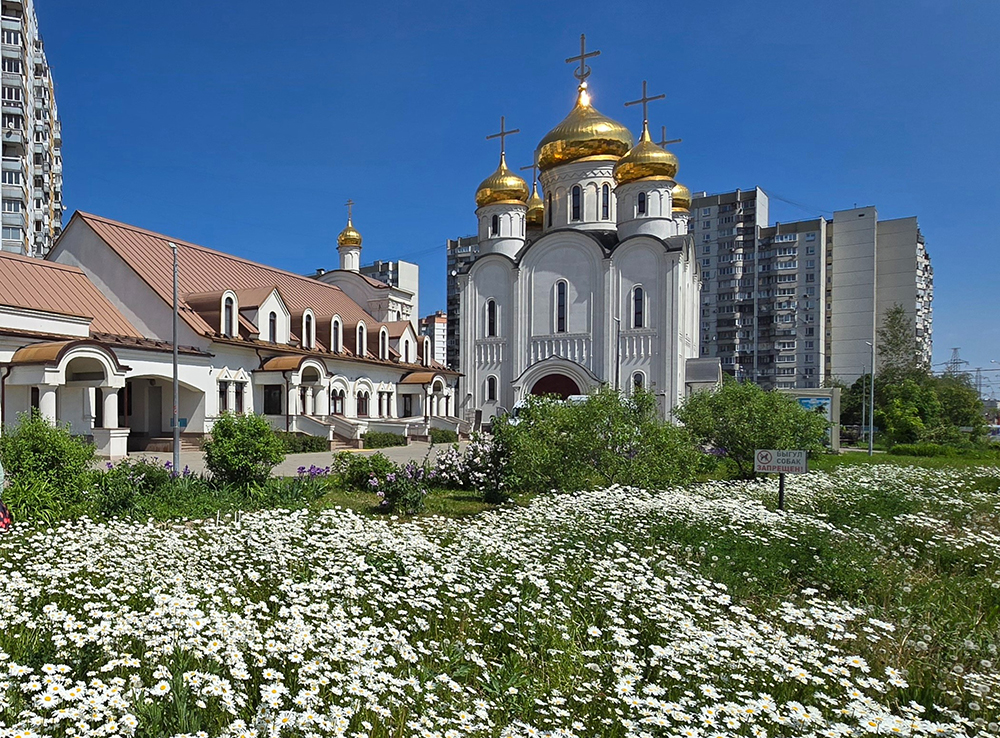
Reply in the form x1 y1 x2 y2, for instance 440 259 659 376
456 40 720 421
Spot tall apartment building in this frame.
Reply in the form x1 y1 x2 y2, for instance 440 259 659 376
419 310 447 365
694 188 932 388
1 0 62 257
358 259 419 324
446 236 478 370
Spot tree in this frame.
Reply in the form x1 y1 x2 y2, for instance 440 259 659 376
675 379 828 478
877 303 925 377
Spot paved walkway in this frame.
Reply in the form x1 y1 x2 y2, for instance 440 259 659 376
130 440 466 477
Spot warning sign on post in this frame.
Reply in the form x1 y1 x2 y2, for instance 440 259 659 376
754 449 808 474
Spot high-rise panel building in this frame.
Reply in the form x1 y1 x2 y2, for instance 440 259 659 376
446 236 478 370
1 0 62 257
419 310 447 365
694 188 932 388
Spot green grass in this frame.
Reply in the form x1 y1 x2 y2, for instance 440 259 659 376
309 486 532 518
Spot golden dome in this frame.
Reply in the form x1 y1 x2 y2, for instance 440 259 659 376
337 217 362 248
526 182 544 227
536 86 634 171
475 153 530 208
672 181 691 212
613 122 679 185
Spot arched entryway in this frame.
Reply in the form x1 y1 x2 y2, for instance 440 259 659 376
530 373 580 400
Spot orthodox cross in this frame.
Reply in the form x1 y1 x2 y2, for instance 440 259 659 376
519 158 538 185
566 34 600 84
486 115 519 156
345 199 355 221
658 125 682 148
624 79 665 124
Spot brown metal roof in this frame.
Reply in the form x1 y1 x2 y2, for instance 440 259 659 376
384 320 413 339
399 371 439 385
0 251 141 338
74 212 379 340
260 355 310 372
10 339 129 372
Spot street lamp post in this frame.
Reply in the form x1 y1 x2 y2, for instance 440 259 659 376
614 317 621 392
860 366 866 448
170 242 180 474
866 340 875 456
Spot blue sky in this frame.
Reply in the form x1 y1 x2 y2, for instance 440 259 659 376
41 1 999 386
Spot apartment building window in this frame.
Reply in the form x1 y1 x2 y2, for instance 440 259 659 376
32 153 41 165
805 274 815 282
806 260 815 268
1 58 20 74
805 233 817 241
571 186 582 220
0 170 18 186
1 226 20 240
805 245 815 254
1 30 21 46
1 113 21 129
601 184 610 220
1 199 20 212
703 234 711 243
33 219 40 232
701 208 710 216
805 327 815 336
2 86 21 103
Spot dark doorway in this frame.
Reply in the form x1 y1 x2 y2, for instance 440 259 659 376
530 374 581 400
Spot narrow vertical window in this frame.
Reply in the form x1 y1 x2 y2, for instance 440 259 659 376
487 376 497 402
268 311 277 342
634 286 644 329
380 330 388 359
223 296 234 337
632 372 644 394
332 319 341 352
546 192 552 227
637 192 647 215
403 340 410 363
602 184 610 220
218 381 228 413
304 314 313 348
487 299 497 337
491 214 499 236
571 186 581 221
357 325 366 355
557 281 567 333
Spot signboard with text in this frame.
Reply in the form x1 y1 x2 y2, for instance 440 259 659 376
754 449 808 474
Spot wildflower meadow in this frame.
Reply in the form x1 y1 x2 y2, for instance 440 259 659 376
0 463 998 738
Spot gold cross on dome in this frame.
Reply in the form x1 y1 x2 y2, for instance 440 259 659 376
520 158 538 185
344 199 354 220
566 34 600 84
658 125 682 147
486 115 520 155
624 80 665 124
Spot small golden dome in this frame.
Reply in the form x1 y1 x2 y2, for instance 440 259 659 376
475 153 530 208
613 122 679 185
672 181 691 212
526 182 544 227
536 86 634 171
337 217 362 248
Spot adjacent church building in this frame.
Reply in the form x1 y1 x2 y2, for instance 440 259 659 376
457 47 720 421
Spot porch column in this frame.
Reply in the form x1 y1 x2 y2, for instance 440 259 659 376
101 387 119 429
288 384 299 416
389 392 397 418
228 382 238 414
38 385 57 424
305 387 314 416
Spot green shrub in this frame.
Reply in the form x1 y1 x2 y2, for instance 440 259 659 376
203 412 284 488
428 428 459 445
889 442 956 458
332 451 396 491
675 378 829 478
362 431 407 449
275 431 329 454
369 461 430 514
0 409 95 520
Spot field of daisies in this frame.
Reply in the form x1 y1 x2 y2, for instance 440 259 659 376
1 462 998 738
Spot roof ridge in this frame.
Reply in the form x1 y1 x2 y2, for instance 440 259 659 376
76 211 348 297
0 250 87 275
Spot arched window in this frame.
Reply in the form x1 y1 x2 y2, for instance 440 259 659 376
637 192 647 216
423 337 431 366
268 311 277 343
357 391 369 417
403 340 410 363
571 185 582 221
632 372 644 394
331 389 345 415
546 192 552 227
633 286 645 329
223 296 234 337
556 281 567 333
357 324 367 356
490 214 499 236
486 299 497 337
380 329 389 360
332 318 341 352
304 313 313 348
487 375 497 402
602 184 610 220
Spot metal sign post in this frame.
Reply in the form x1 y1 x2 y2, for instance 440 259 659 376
755 449 808 510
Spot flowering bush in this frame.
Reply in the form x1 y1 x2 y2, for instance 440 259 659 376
431 433 500 495
0 463 997 736
368 460 431 514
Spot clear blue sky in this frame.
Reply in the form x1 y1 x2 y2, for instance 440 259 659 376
40 1 999 386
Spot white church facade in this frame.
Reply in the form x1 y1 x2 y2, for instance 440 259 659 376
457 50 720 421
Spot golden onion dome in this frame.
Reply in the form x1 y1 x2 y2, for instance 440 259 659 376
536 86 634 171
475 153 530 208
613 122 679 185
672 181 691 212
337 217 362 248
525 182 544 227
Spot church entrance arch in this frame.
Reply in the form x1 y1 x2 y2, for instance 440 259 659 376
530 373 580 400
